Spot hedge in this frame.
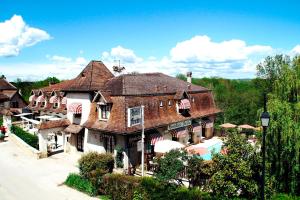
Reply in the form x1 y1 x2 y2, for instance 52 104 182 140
78 152 114 187
65 173 97 196
101 174 212 200
11 125 39 149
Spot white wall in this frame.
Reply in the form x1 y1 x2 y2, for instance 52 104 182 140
84 129 106 153
66 93 91 125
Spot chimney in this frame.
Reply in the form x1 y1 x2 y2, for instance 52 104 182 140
186 72 192 83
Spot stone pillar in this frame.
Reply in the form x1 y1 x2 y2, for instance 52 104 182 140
38 131 48 158
83 128 89 152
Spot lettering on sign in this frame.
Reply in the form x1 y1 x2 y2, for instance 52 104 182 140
127 107 142 127
168 120 192 130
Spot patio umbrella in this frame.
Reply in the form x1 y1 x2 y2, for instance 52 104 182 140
186 145 208 155
154 140 185 153
238 124 255 130
219 123 237 128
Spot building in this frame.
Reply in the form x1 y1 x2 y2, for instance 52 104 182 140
12 61 220 170
1 78 27 132
0 77 27 114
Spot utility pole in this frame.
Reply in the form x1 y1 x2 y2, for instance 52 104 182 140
141 105 145 176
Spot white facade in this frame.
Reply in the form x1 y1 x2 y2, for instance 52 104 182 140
66 93 91 125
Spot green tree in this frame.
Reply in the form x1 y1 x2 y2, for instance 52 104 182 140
155 149 188 184
257 55 300 195
208 132 262 199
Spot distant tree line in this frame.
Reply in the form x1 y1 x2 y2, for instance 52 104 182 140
11 77 60 102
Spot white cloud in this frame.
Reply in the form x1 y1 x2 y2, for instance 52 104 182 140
1 55 88 81
170 35 272 63
102 45 143 63
291 45 300 55
0 15 50 57
101 36 275 79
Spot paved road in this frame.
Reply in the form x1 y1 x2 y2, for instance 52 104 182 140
0 137 98 200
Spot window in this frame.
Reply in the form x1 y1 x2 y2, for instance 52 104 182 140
103 136 115 153
53 102 58 109
33 101 37 107
168 100 172 106
192 97 195 103
99 105 111 120
74 113 82 118
159 101 163 107
11 101 18 108
41 101 46 108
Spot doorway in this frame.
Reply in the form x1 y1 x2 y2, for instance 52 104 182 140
77 131 84 152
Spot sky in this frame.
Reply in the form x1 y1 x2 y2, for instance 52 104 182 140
1 0 300 81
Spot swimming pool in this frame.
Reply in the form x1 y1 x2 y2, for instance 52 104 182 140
197 139 223 160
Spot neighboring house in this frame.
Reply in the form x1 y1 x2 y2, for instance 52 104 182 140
0 77 27 114
15 60 220 169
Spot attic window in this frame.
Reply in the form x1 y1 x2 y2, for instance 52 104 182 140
53 102 59 109
41 101 46 108
168 100 172 106
81 72 86 77
159 101 163 108
192 97 195 103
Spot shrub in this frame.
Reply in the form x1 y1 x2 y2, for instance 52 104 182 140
174 187 212 200
0 117 3 126
271 194 300 200
78 152 114 187
65 173 97 196
101 173 141 200
11 125 38 149
115 145 124 168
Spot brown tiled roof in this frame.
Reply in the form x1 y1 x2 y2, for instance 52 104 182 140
0 78 17 90
40 79 75 92
38 119 70 130
84 92 221 134
0 93 9 102
64 124 83 134
2 90 17 99
0 108 13 116
64 61 114 92
105 73 209 96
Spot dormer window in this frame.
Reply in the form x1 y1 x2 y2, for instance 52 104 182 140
159 101 163 108
41 101 46 108
168 100 172 106
99 104 111 120
53 102 59 109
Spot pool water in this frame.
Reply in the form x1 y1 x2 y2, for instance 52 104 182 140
198 141 223 160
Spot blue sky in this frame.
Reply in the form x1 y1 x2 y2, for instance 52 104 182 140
1 0 300 80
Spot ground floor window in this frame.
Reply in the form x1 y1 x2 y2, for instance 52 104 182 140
102 135 115 153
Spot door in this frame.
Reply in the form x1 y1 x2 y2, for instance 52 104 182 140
77 132 84 152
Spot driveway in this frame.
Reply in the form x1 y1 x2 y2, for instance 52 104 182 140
0 137 99 200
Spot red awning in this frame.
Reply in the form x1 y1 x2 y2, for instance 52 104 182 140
61 97 67 105
193 124 202 132
149 133 164 145
29 95 37 102
170 128 188 138
68 103 82 114
49 96 59 104
36 95 45 103
178 99 191 110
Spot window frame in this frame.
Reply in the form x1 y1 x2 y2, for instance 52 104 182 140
98 104 111 121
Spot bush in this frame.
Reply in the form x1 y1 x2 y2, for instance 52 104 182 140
78 152 114 187
65 173 97 196
0 117 3 126
101 174 212 200
101 173 141 200
272 194 300 200
11 125 38 149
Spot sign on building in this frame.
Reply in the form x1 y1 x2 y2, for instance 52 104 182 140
127 106 143 127
168 119 192 130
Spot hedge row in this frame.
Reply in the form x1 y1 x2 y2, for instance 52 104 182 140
101 174 211 200
65 173 97 196
11 125 39 149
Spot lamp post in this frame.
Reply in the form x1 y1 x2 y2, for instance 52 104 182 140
260 94 270 200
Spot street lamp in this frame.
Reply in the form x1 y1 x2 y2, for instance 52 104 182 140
260 94 270 200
